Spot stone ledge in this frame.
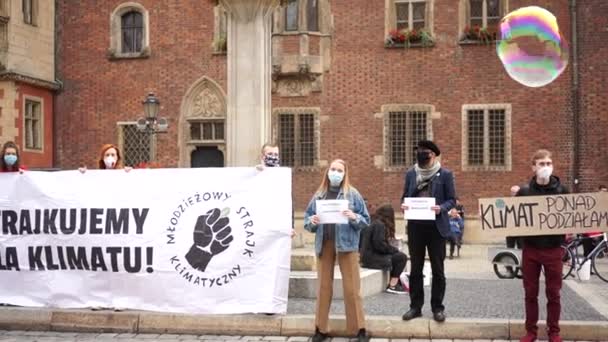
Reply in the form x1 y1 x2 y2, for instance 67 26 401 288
430 318 509 339
0 308 607 341
0 307 51 331
50 310 138 333
139 312 281 336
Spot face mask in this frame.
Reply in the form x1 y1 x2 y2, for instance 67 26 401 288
3 155 17 166
536 166 553 180
263 155 280 167
416 151 431 165
328 170 344 186
104 156 117 169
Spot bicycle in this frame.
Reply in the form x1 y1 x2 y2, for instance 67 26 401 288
562 232 608 282
491 242 581 280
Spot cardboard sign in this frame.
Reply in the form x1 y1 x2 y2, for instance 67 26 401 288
478 192 608 237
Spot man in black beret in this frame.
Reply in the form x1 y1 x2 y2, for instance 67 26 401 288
400 140 456 322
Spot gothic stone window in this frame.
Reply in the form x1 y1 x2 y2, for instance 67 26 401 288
462 104 512 171
285 0 299 31
277 0 322 33
189 121 225 143
22 0 38 26
306 0 319 32
24 97 43 151
383 105 433 168
109 3 150 59
273 108 320 168
117 123 152 167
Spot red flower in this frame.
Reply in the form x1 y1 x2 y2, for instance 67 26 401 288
134 161 162 169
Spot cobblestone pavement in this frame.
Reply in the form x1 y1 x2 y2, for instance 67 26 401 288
287 278 606 321
0 332 593 342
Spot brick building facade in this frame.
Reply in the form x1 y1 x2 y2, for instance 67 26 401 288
54 0 607 214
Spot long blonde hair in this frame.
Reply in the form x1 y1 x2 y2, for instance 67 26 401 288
315 159 353 196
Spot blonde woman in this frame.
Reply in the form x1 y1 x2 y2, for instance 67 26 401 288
304 159 370 342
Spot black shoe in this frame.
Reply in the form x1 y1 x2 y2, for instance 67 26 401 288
433 310 446 322
449 255 454 259
356 328 370 342
311 328 328 342
385 282 408 295
402 309 422 321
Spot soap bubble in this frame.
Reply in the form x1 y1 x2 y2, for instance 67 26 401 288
497 6 569 88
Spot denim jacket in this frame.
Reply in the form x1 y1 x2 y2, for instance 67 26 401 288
304 187 370 256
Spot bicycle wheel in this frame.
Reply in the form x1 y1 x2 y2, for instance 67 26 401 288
592 243 608 283
493 252 519 279
561 245 575 280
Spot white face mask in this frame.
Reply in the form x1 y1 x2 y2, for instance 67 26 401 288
536 166 553 180
104 156 116 169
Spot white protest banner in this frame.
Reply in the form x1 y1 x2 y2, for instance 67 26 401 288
478 192 608 238
0 168 292 314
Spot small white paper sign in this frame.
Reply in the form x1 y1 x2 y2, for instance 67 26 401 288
316 199 349 224
403 197 436 220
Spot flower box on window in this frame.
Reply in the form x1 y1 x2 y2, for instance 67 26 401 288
461 25 498 44
385 28 435 48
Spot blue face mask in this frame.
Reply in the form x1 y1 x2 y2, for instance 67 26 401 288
3 154 17 166
328 170 344 187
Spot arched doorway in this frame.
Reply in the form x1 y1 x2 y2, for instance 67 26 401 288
178 76 227 167
191 146 224 168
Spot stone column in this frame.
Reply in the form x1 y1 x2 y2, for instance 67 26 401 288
220 0 279 166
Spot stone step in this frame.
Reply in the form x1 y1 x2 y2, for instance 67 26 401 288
290 248 316 271
288 266 388 299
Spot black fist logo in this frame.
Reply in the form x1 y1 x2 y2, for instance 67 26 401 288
185 207 234 272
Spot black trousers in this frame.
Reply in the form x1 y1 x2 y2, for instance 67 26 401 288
407 222 446 312
389 252 408 278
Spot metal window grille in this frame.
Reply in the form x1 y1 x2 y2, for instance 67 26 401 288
467 109 484 166
278 114 295 166
488 109 505 165
120 124 151 167
285 0 298 31
388 110 427 166
278 112 316 167
395 3 408 30
24 100 42 150
121 11 143 53
298 114 315 166
307 0 319 32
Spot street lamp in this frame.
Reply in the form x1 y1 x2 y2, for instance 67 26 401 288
136 92 169 134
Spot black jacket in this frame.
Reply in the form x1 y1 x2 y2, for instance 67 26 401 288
360 221 400 269
516 175 569 248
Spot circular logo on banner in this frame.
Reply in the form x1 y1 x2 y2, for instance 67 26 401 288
165 192 256 288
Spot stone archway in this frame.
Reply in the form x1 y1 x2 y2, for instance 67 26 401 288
178 76 227 167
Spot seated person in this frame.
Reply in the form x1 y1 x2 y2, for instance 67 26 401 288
360 204 408 294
